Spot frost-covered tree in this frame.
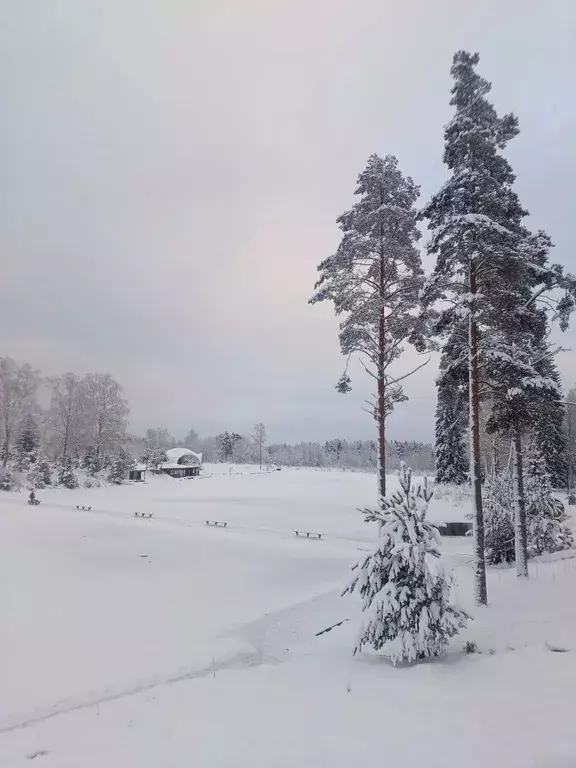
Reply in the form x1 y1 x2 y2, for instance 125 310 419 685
525 446 573 556
218 431 243 462
140 428 172 468
47 373 87 460
82 444 103 476
344 465 468 664
310 154 425 506
83 373 129 460
149 448 168 470
108 448 136 484
252 423 267 469
435 385 468 485
13 413 40 471
58 456 78 489
0 358 40 467
27 456 52 490
528 345 567 488
420 51 576 598
483 472 515 565
183 428 199 451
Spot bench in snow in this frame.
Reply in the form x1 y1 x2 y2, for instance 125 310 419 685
294 530 323 540
438 521 473 537
205 520 228 527
134 512 154 519
27 499 41 506
76 505 92 511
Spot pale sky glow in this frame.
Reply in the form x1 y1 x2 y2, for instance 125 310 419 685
1 0 575 441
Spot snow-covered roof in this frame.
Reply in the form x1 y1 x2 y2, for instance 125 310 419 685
133 463 147 472
163 448 203 467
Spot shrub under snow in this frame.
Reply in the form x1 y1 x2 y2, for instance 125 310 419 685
344 464 469 664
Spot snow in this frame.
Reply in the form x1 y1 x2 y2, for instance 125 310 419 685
164 447 202 464
1 466 576 766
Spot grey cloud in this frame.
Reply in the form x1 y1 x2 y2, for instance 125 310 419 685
1 0 575 442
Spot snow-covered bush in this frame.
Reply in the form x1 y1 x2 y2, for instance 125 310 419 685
567 491 576 506
58 456 78 489
525 450 573 556
108 449 135 484
483 472 515 565
344 464 469 664
27 456 52 489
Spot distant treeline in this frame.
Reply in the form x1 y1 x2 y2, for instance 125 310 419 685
131 430 435 473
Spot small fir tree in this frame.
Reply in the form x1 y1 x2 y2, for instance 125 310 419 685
13 413 40 471
27 456 52 489
344 464 469 664
58 456 79 489
0 468 15 491
483 472 515 565
108 449 136 484
525 447 573 556
82 445 103 476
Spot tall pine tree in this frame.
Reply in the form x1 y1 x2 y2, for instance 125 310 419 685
420 51 530 602
310 154 424 508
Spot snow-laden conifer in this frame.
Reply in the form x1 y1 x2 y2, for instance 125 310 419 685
310 154 424 507
344 465 468 664
58 456 78 489
525 446 573 556
108 448 135 484
27 456 52 490
483 472 515 565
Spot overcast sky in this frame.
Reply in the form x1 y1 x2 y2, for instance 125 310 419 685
1 0 575 443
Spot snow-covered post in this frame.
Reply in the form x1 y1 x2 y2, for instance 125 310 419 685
512 427 528 578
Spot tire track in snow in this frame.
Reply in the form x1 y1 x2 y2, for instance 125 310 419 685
0 584 343 736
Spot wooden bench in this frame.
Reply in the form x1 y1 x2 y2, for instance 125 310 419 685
134 512 154 519
76 505 92 511
294 530 323 540
205 520 228 527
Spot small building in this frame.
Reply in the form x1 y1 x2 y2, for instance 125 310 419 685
160 448 202 479
129 463 147 482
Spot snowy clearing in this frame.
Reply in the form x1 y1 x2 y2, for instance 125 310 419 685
1 467 576 766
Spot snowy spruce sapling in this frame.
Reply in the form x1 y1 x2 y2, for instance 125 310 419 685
27 456 53 490
344 464 469 664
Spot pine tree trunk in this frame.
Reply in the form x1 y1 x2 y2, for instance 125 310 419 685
512 426 529 578
469 264 488 605
377 245 386 512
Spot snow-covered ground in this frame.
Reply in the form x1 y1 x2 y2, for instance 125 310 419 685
1 466 576 766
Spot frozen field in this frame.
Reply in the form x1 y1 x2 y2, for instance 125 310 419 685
1 466 576 766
